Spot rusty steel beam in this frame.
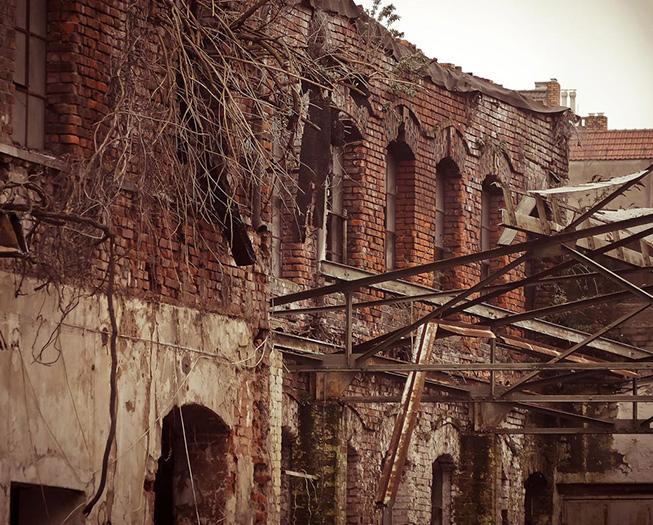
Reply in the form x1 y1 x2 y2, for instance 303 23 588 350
499 370 611 392
354 254 528 362
483 285 653 328
288 360 653 373
271 267 653 318
271 212 653 307
472 427 653 435
319 260 651 359
562 244 653 305
341 394 653 403
445 224 653 321
500 304 651 396
344 397 617 427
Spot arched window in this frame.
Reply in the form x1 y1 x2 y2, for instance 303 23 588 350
385 141 415 270
385 148 398 270
326 145 346 263
525 472 548 525
480 176 503 281
434 158 460 262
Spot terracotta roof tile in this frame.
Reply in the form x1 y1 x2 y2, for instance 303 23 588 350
570 129 653 161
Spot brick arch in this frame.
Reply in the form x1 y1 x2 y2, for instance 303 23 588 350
525 472 552 525
478 147 516 188
384 104 421 154
434 156 467 289
430 124 470 175
477 150 528 310
386 137 416 270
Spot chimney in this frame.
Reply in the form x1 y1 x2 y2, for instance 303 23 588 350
584 113 608 130
546 78 560 106
561 90 568 108
568 90 576 113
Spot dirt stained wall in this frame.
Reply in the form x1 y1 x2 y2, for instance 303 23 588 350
0 271 273 524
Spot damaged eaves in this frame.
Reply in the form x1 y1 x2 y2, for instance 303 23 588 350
302 0 569 115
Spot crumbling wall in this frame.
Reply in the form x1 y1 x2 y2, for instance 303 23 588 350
0 272 273 524
274 2 571 524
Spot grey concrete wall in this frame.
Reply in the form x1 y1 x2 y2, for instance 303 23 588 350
569 159 653 210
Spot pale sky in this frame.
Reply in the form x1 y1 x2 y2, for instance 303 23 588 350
357 0 653 130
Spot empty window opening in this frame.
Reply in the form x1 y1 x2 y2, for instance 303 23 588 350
271 189 283 277
10 482 85 525
480 177 503 282
435 170 446 261
434 158 460 262
153 404 232 524
431 456 454 525
326 145 347 263
13 0 46 149
385 149 398 270
386 140 415 270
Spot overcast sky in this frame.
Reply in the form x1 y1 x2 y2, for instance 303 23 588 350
357 0 653 130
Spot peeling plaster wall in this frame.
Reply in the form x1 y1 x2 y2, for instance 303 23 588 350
0 271 271 524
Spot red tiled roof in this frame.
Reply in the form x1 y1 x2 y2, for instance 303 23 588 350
570 129 653 161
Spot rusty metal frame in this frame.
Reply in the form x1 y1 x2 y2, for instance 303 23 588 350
274 166 653 505
272 211 653 308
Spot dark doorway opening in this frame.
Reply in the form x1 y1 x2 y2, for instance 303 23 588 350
525 472 548 525
153 404 231 524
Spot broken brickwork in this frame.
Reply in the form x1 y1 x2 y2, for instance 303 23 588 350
5 1 650 524
270 3 575 525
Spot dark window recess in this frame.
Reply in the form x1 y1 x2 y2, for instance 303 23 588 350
431 461 444 525
385 150 397 270
525 472 549 525
435 169 446 261
205 160 256 266
270 191 283 277
326 146 347 263
434 158 460 263
480 177 503 283
294 88 331 242
480 185 492 281
431 456 455 525
10 483 85 525
13 0 46 149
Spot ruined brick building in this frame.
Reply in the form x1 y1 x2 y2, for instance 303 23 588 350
2 1 653 524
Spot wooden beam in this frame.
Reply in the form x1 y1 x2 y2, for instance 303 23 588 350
376 323 438 508
498 195 535 245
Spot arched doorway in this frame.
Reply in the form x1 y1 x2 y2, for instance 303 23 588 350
153 404 232 524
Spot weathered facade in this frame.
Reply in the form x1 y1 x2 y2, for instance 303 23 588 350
2 1 653 524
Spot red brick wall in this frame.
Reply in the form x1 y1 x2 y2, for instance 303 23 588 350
0 0 14 142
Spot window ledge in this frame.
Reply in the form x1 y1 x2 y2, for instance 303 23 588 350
0 143 64 170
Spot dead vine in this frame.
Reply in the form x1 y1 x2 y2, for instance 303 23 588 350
0 0 415 515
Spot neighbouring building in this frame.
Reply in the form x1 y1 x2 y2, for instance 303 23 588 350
2 1 653 525
570 114 653 209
